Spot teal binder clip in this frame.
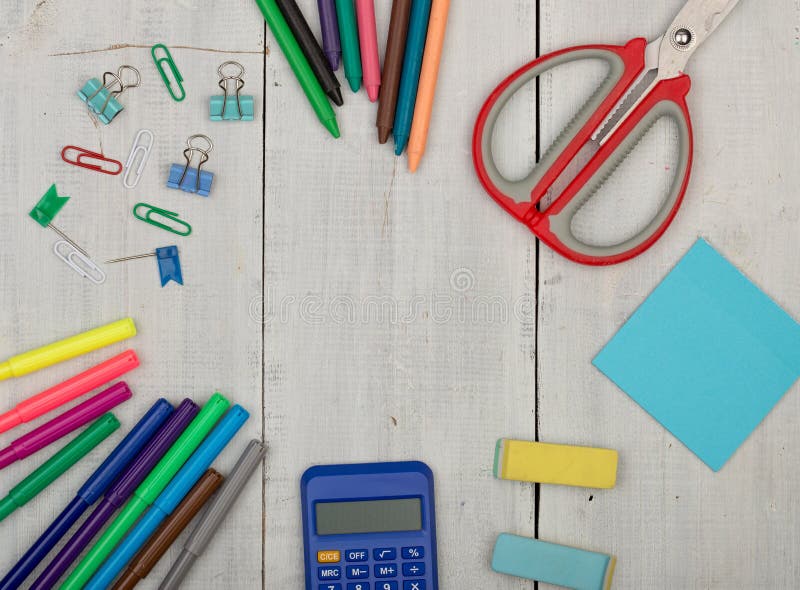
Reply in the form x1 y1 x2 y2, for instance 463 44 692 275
210 61 254 121
77 65 140 124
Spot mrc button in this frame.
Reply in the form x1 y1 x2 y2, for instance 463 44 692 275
318 550 341 563
318 566 341 580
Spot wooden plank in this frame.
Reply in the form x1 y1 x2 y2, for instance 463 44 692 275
537 1 800 588
262 1 538 587
0 1 264 587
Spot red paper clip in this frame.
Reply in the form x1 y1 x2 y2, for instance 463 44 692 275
61 145 123 175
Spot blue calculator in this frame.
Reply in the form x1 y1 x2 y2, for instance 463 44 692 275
301 461 439 590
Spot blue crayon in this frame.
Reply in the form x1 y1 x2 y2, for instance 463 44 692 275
393 0 432 155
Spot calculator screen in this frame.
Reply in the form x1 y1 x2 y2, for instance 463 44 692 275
315 497 422 535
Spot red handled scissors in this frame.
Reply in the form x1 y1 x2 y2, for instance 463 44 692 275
473 0 741 265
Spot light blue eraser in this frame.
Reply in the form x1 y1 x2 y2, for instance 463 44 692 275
492 533 615 590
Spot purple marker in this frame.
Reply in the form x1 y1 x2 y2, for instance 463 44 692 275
29 398 199 590
318 0 342 70
0 382 131 470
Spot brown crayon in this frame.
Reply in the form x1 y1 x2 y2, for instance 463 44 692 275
377 0 413 143
110 470 224 590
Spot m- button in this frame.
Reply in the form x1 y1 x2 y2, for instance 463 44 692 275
318 550 341 563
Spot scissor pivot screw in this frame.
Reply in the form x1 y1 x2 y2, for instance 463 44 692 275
671 27 695 50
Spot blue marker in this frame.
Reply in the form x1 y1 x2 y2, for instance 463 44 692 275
85 405 249 590
393 0 433 155
0 399 173 590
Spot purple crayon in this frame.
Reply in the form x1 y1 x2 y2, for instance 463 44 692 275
29 398 200 590
0 382 131 471
318 0 342 70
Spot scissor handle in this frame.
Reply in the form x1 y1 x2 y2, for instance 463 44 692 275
473 38 694 265
538 74 693 265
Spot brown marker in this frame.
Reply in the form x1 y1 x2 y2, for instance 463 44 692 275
377 0 413 144
110 469 224 590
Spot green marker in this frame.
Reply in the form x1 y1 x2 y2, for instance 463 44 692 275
334 0 362 92
253 0 340 138
0 413 119 522
59 393 230 590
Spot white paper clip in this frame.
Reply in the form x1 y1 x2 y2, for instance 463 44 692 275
122 128 154 189
53 240 106 284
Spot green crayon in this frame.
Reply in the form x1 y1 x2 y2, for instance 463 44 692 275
334 0 363 92
0 414 119 522
254 0 341 138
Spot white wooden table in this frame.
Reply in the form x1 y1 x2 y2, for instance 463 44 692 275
1 1 798 588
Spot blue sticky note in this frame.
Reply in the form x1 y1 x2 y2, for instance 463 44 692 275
594 239 800 471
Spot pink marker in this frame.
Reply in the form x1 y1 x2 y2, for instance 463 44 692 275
0 381 132 470
0 350 139 435
356 0 381 101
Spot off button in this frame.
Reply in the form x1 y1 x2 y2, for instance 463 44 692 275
318 550 341 563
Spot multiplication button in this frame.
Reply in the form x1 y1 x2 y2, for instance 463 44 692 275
403 581 426 590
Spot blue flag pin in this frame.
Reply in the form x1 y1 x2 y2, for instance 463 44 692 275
106 245 184 287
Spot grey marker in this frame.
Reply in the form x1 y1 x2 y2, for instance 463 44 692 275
159 439 266 589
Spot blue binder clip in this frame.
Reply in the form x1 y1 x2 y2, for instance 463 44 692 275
106 245 183 287
167 134 214 197
210 61 254 121
77 65 140 124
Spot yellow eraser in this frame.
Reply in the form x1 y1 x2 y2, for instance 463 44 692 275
494 439 618 489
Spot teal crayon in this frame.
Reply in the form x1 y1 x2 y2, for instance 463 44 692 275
393 0 432 155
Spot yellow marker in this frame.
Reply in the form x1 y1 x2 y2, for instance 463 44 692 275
0 318 137 381
494 439 618 489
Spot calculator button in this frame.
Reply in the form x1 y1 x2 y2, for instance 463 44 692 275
403 581 425 590
374 564 398 578
375 583 398 590
373 548 397 561
402 562 425 576
347 584 370 590
345 549 368 562
346 565 369 579
318 566 342 580
318 550 341 563
319 585 341 590
401 547 424 560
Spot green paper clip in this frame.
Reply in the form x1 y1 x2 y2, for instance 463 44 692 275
151 44 185 102
133 202 192 236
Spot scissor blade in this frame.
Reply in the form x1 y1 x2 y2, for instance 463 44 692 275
657 0 741 77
